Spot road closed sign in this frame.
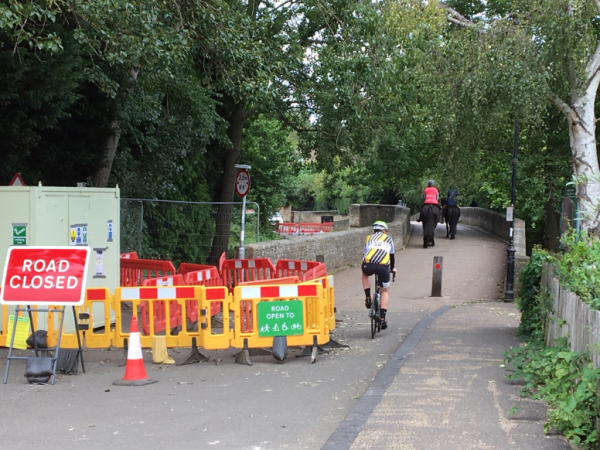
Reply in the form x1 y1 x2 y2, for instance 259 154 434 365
1 246 91 305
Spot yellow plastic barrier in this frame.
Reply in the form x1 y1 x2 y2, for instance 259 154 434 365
199 286 233 350
4 275 335 353
0 305 8 347
230 282 328 350
44 289 115 349
2 305 40 348
307 276 335 332
113 286 202 349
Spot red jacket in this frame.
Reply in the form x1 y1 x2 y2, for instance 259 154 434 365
424 187 439 204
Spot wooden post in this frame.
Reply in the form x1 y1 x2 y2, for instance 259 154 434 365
431 256 443 297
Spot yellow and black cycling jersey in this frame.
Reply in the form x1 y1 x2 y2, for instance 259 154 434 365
363 232 395 265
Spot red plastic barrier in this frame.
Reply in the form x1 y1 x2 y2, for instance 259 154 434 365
238 276 300 286
177 262 217 276
140 275 184 335
275 260 323 279
220 258 276 291
120 252 138 259
321 222 333 232
183 267 222 320
218 252 226 275
298 222 323 235
120 258 176 287
302 263 327 282
276 223 298 235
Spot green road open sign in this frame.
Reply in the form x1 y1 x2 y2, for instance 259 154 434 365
12 225 26 245
257 300 304 337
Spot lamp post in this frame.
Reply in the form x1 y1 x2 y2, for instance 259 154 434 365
504 114 518 302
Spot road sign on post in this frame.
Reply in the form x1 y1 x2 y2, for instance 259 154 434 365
8 173 25 186
235 169 250 197
234 166 251 259
1 246 90 305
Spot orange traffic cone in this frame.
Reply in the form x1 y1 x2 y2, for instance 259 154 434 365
113 316 158 386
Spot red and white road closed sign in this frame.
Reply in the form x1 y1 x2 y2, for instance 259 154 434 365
1 246 90 305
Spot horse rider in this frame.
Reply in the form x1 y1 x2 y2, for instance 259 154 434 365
442 186 458 221
446 186 459 207
418 180 442 222
361 221 396 330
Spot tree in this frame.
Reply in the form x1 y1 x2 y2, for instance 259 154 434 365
438 0 600 233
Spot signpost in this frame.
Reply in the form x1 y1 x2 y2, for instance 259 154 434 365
1 246 90 384
234 165 251 259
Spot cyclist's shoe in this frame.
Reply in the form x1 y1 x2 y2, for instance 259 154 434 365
365 296 372 309
380 318 388 330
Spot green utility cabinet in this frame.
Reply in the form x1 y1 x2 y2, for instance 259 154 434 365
0 183 120 332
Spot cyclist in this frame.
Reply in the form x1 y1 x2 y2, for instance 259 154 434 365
361 221 396 329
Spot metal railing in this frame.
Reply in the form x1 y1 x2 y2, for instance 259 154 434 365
120 199 260 265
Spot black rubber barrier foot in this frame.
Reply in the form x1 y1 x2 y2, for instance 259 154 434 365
235 338 253 366
118 338 128 367
272 336 288 361
311 336 318 364
248 348 272 356
321 338 349 349
296 345 329 359
176 338 209 366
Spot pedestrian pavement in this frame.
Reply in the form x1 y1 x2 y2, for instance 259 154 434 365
323 222 571 449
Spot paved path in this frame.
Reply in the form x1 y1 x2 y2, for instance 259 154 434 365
0 222 569 449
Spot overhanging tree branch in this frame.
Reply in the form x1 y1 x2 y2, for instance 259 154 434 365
548 90 574 117
438 2 476 28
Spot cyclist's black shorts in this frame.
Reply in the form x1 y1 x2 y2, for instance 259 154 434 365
361 263 391 288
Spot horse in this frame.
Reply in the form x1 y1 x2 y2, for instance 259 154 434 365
420 203 439 248
445 205 460 239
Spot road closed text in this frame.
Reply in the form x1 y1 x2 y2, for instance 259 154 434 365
9 259 79 289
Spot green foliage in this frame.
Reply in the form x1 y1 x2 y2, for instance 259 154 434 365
288 166 374 213
555 232 600 309
505 338 600 448
516 247 554 341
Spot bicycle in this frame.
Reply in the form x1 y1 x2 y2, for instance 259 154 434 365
369 271 395 339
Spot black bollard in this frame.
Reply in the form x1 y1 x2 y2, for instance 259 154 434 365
431 256 443 297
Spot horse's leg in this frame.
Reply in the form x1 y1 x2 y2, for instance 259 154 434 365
423 236 428 248
446 221 449 238
431 236 435 247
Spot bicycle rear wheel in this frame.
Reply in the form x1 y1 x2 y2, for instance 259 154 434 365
370 304 376 339
371 293 380 339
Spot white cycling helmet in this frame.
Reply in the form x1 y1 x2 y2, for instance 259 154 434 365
373 221 388 231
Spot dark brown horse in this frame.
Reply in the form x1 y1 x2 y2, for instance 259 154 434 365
420 204 439 248
445 205 460 239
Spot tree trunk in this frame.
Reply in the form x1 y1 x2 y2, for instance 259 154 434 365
208 104 246 264
93 120 121 187
567 92 600 234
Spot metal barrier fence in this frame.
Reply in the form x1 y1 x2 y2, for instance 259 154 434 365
120 199 260 265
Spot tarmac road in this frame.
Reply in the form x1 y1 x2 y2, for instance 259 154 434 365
0 222 568 449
